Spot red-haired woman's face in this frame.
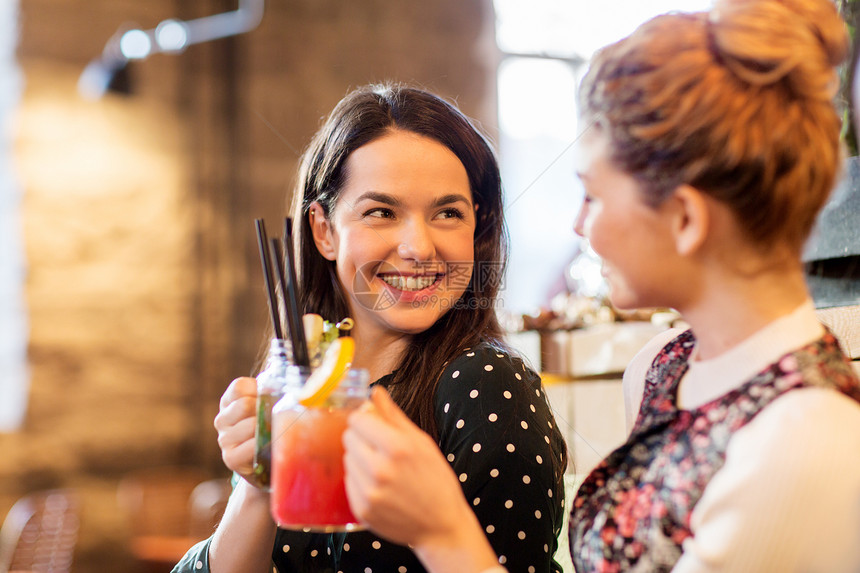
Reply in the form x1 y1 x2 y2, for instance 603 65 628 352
573 129 681 310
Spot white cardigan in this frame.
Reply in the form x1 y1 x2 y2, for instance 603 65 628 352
622 302 860 572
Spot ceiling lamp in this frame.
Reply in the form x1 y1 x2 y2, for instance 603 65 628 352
78 0 264 99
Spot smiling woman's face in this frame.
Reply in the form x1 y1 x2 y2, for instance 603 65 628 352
573 128 680 311
310 129 476 340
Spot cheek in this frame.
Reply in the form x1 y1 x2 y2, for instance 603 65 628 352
436 230 475 292
444 230 476 265
585 208 628 264
335 228 383 262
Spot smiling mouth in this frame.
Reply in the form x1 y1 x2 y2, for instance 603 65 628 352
378 274 443 292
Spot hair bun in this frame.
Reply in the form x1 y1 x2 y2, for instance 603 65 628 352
709 0 848 98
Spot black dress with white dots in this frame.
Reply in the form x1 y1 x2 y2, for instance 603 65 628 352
172 342 568 573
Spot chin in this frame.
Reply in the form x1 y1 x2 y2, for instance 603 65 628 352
380 307 452 336
381 319 440 336
608 287 667 313
606 289 639 312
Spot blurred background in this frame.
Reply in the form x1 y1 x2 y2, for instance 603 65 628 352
2 0 503 569
18 0 859 571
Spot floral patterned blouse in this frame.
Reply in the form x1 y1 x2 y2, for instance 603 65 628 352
570 329 860 572
173 342 568 573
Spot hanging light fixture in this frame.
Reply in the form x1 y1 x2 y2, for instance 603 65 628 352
78 0 264 99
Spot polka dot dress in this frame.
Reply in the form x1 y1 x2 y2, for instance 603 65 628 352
172 343 568 573
434 344 567 573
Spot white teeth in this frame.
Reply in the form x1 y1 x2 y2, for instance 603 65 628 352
380 275 437 291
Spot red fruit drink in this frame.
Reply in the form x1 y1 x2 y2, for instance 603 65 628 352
270 368 368 531
271 407 356 529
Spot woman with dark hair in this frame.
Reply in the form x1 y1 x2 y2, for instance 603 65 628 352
342 0 860 571
172 84 568 573
293 85 511 436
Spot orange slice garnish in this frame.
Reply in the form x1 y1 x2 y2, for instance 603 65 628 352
298 336 355 407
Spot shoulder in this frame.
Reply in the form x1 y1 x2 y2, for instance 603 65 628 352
717 387 860 503
623 328 688 390
622 327 687 429
437 342 540 397
434 342 552 430
741 387 860 457
685 388 860 570
432 342 567 491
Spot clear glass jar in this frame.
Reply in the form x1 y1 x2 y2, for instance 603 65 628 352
270 367 370 531
252 339 294 490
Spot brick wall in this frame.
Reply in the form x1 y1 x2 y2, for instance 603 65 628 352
1 1 498 570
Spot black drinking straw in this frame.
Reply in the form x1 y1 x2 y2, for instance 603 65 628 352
254 219 284 341
284 218 310 366
271 233 310 367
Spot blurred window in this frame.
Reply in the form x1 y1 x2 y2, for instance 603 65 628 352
0 0 28 432
494 0 712 318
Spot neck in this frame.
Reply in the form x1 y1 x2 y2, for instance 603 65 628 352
676 260 811 361
349 322 412 382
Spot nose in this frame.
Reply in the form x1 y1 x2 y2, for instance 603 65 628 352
396 220 436 262
573 202 588 237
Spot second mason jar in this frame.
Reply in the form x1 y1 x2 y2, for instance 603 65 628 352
252 338 293 490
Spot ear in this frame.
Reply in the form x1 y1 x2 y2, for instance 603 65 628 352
668 185 709 256
308 202 337 261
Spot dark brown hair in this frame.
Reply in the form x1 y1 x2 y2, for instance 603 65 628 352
291 83 509 438
579 0 849 253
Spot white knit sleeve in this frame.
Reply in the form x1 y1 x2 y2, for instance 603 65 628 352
673 388 860 573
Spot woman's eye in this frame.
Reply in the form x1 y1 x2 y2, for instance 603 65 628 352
436 207 465 220
363 207 395 219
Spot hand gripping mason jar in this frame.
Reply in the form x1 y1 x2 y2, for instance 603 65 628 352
252 338 292 490
270 366 370 531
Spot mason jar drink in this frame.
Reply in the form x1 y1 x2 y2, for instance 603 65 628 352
270 367 370 531
252 339 292 490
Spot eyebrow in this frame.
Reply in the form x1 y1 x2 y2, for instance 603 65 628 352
354 191 403 207
354 192 472 208
431 193 473 208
